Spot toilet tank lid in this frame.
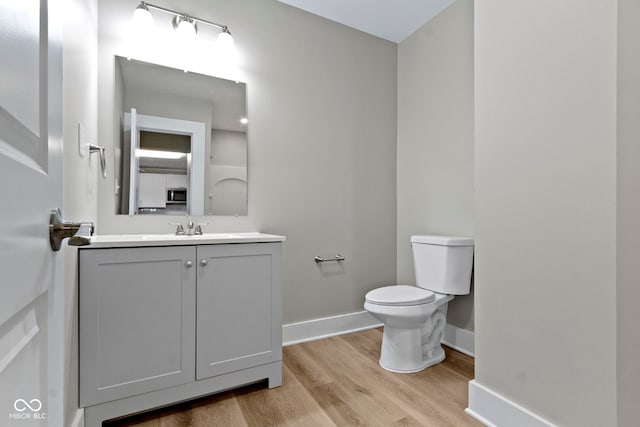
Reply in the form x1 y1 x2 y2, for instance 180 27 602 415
410 235 474 246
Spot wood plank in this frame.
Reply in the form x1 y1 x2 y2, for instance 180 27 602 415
282 343 334 389
189 393 248 427
268 363 335 426
289 335 430 425
307 382 372 426
442 345 475 380
232 383 287 425
391 415 429 427
105 328 481 427
104 392 245 427
336 327 384 365
294 333 468 426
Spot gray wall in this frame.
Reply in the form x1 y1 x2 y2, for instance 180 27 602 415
617 0 640 424
397 0 474 330
63 0 99 424
475 1 617 425
210 130 246 167
97 0 398 323
208 130 248 215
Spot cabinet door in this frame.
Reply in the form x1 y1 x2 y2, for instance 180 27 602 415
166 173 188 189
79 246 196 407
138 173 167 208
196 243 282 380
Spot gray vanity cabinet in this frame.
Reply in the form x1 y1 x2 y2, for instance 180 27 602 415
78 240 283 426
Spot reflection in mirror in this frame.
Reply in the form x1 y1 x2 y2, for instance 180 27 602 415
114 56 248 216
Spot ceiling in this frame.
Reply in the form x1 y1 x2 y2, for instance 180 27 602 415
277 0 456 43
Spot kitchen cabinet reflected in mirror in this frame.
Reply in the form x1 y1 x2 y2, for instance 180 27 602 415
114 56 248 216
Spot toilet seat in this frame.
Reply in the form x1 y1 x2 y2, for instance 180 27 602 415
365 285 435 306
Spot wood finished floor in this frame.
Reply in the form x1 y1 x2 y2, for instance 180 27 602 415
105 328 481 427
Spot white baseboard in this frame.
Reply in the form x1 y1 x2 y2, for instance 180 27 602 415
442 323 475 357
466 380 555 427
282 311 476 358
282 311 382 346
70 408 84 427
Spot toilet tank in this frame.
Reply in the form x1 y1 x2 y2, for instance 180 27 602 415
411 235 474 295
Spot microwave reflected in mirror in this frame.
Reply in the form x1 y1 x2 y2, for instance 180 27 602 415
167 189 187 203
114 56 248 216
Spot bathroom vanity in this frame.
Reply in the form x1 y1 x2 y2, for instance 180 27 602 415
78 232 284 426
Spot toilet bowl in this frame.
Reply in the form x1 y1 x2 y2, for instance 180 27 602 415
364 235 473 373
365 287 453 372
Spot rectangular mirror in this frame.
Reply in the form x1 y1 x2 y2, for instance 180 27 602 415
113 56 248 216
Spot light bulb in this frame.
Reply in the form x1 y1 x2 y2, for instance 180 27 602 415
174 16 197 44
216 28 238 65
128 2 155 58
131 3 153 31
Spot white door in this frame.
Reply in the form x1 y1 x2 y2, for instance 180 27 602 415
0 1 64 426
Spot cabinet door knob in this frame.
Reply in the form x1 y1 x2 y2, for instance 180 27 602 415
185 260 193 268
200 259 208 267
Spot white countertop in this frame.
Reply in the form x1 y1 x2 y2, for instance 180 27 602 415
83 232 286 249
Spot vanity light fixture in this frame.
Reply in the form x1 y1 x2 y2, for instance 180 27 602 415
131 1 238 63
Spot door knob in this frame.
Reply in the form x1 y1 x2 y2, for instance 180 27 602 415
49 209 94 251
185 260 193 268
200 259 208 267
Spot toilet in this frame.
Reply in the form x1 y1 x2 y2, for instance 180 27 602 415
364 235 474 373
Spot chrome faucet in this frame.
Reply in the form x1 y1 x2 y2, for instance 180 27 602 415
172 221 206 235
185 221 195 235
195 222 208 235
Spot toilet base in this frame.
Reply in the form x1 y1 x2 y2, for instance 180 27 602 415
378 326 447 373
380 346 446 373
377 301 450 373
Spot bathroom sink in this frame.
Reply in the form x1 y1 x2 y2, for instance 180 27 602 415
169 233 240 239
87 232 285 248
